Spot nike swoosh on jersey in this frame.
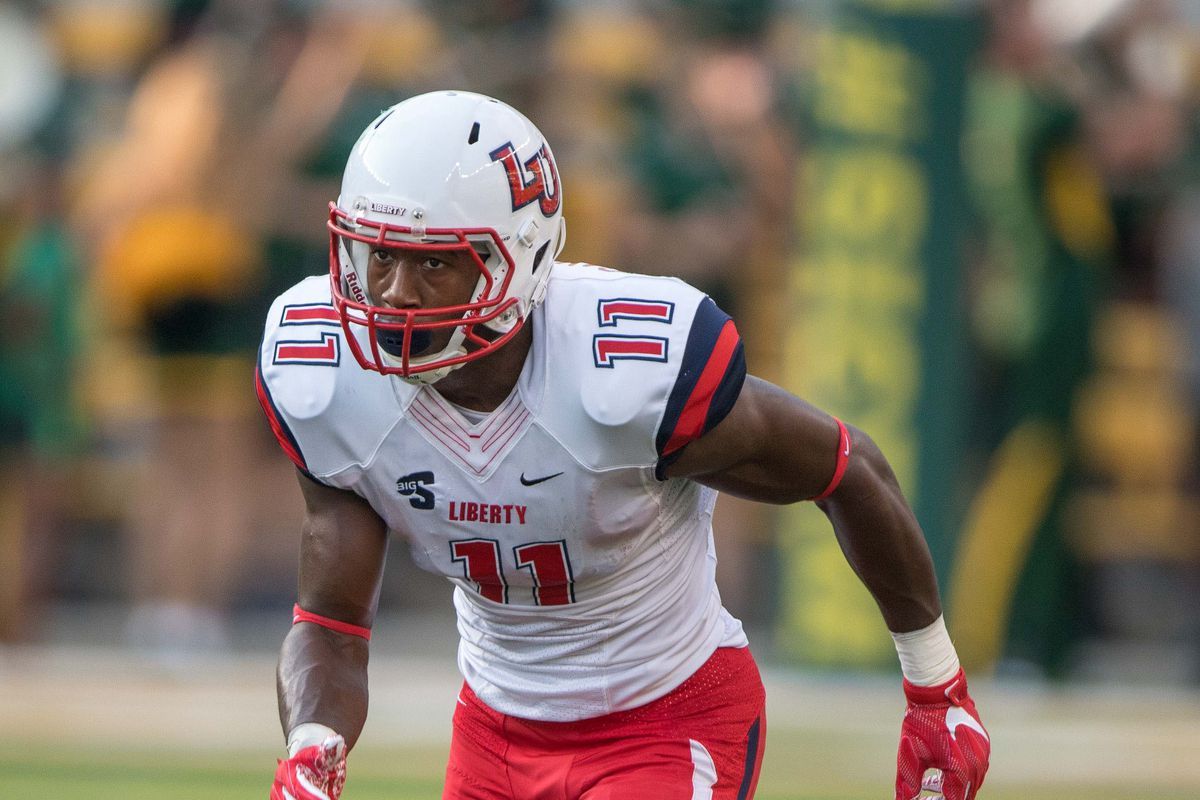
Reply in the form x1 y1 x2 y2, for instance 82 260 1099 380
520 471 563 486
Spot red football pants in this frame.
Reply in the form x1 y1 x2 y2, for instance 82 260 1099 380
443 646 766 800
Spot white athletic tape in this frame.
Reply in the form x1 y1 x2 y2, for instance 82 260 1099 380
287 723 339 757
892 615 961 686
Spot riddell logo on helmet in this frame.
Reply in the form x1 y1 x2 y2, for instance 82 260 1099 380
345 269 367 304
490 141 561 218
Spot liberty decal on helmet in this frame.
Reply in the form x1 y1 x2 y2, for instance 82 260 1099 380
490 141 561 217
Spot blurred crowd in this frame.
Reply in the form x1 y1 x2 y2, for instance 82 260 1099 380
0 0 1198 681
953 0 1200 681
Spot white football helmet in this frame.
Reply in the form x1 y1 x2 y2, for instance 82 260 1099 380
328 90 566 383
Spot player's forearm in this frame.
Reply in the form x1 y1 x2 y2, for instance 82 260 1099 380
816 430 941 634
277 624 371 750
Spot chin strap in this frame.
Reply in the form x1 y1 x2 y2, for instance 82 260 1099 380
398 355 468 385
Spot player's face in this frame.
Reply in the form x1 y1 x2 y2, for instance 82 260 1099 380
366 245 483 356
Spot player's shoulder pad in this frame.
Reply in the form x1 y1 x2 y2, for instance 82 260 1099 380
256 276 411 483
535 262 745 473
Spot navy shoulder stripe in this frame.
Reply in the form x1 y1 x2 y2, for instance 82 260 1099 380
655 296 746 476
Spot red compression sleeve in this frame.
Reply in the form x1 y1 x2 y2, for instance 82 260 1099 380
811 417 851 501
292 604 372 640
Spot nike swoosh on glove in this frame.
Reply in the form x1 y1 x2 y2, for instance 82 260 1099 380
270 735 347 800
895 668 990 800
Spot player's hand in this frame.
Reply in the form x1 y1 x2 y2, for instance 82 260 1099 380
895 668 989 800
270 734 347 800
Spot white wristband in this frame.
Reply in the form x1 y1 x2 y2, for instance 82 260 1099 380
287 722 339 757
891 614 961 686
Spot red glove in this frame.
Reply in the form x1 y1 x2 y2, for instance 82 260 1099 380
270 735 347 800
895 668 989 800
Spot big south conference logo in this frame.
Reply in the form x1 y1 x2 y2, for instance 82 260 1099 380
489 141 561 217
396 471 436 510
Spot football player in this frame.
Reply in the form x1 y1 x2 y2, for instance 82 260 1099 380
261 91 989 800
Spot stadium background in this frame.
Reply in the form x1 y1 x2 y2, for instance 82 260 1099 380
1 0 1199 796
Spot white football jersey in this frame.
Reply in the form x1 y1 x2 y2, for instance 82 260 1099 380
257 262 749 721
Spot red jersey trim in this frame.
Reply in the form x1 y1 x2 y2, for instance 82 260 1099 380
661 319 740 456
255 362 307 472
